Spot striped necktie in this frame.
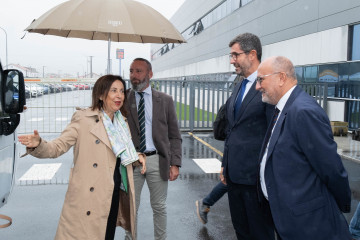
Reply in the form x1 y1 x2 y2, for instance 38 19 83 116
138 92 146 153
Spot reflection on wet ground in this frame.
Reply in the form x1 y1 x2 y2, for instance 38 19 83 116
186 133 360 224
3 132 360 239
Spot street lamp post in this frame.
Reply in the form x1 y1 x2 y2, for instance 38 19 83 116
43 66 46 78
0 26 8 68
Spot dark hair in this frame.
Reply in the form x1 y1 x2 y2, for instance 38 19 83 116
229 33 262 62
91 75 127 116
133 58 152 71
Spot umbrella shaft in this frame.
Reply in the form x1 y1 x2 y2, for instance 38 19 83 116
107 33 111 74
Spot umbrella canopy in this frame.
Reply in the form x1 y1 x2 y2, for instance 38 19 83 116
25 0 186 72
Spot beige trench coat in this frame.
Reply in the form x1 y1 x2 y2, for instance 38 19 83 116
26 108 137 240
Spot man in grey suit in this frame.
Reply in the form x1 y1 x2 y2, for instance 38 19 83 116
124 58 182 240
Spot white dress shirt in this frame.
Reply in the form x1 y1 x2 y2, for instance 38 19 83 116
260 85 296 199
234 71 257 103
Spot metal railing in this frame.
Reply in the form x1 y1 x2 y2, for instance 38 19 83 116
19 80 234 133
298 83 328 111
18 80 358 134
19 82 94 134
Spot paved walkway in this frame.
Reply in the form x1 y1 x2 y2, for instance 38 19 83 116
335 135 360 163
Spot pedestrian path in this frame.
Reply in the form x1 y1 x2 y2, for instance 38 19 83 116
335 135 360 162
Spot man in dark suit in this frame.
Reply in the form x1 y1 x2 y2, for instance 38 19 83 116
256 56 351 239
220 33 275 239
124 58 182 240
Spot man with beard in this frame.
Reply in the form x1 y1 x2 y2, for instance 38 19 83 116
219 33 275 239
124 58 182 240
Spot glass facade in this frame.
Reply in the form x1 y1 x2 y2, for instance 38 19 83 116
351 24 360 60
296 62 360 98
296 61 360 129
303 66 318 83
162 60 359 129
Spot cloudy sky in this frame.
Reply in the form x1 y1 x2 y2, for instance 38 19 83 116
0 0 185 78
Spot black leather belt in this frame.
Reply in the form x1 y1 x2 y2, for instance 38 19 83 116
144 151 157 156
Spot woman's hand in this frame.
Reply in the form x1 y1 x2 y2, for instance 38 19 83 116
138 154 146 175
18 130 41 148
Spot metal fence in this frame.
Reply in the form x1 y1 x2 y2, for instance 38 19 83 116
19 82 95 134
18 80 358 134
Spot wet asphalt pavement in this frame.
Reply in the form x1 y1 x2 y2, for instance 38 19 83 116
1 132 360 240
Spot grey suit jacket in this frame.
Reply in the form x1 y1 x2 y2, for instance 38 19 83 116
125 88 182 181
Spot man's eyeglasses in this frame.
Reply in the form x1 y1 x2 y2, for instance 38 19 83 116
229 51 248 60
255 72 282 84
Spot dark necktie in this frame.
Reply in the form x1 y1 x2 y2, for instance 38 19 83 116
138 92 146 153
234 79 249 119
261 107 280 158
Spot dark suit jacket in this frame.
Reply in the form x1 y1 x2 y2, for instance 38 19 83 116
125 88 182 181
222 79 273 185
261 86 351 239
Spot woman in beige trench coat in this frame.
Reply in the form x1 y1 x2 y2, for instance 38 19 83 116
18 75 145 240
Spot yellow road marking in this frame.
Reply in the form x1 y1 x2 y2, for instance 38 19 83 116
188 132 223 157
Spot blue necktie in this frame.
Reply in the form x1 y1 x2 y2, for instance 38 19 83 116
234 79 249 119
138 92 146 153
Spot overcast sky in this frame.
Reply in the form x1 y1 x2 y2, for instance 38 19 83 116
0 0 185 78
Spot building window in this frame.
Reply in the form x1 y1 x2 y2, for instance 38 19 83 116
350 24 360 60
303 66 318 83
241 0 253 6
319 64 339 83
227 0 241 14
152 0 244 60
349 61 360 82
295 67 303 82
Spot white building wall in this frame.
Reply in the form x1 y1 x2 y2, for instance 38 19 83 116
154 26 349 79
262 26 348 66
154 55 233 79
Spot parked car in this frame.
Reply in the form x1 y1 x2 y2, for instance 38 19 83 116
74 83 86 90
25 85 38 97
48 83 61 93
27 84 44 96
36 84 49 95
60 84 76 91
25 89 31 98
86 83 94 90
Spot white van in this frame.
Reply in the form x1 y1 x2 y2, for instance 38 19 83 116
0 59 26 212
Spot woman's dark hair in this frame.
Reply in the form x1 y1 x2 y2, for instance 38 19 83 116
91 74 127 116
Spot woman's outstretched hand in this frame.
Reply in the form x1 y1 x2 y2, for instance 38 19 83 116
18 130 41 148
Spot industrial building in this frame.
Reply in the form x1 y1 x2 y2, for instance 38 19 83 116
151 0 360 129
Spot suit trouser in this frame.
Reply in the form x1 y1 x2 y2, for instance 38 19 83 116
227 180 275 240
125 154 168 240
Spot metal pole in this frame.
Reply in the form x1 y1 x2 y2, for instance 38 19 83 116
43 66 45 78
107 33 111 74
119 59 121 77
89 56 93 78
189 81 195 132
86 57 89 78
0 26 8 68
